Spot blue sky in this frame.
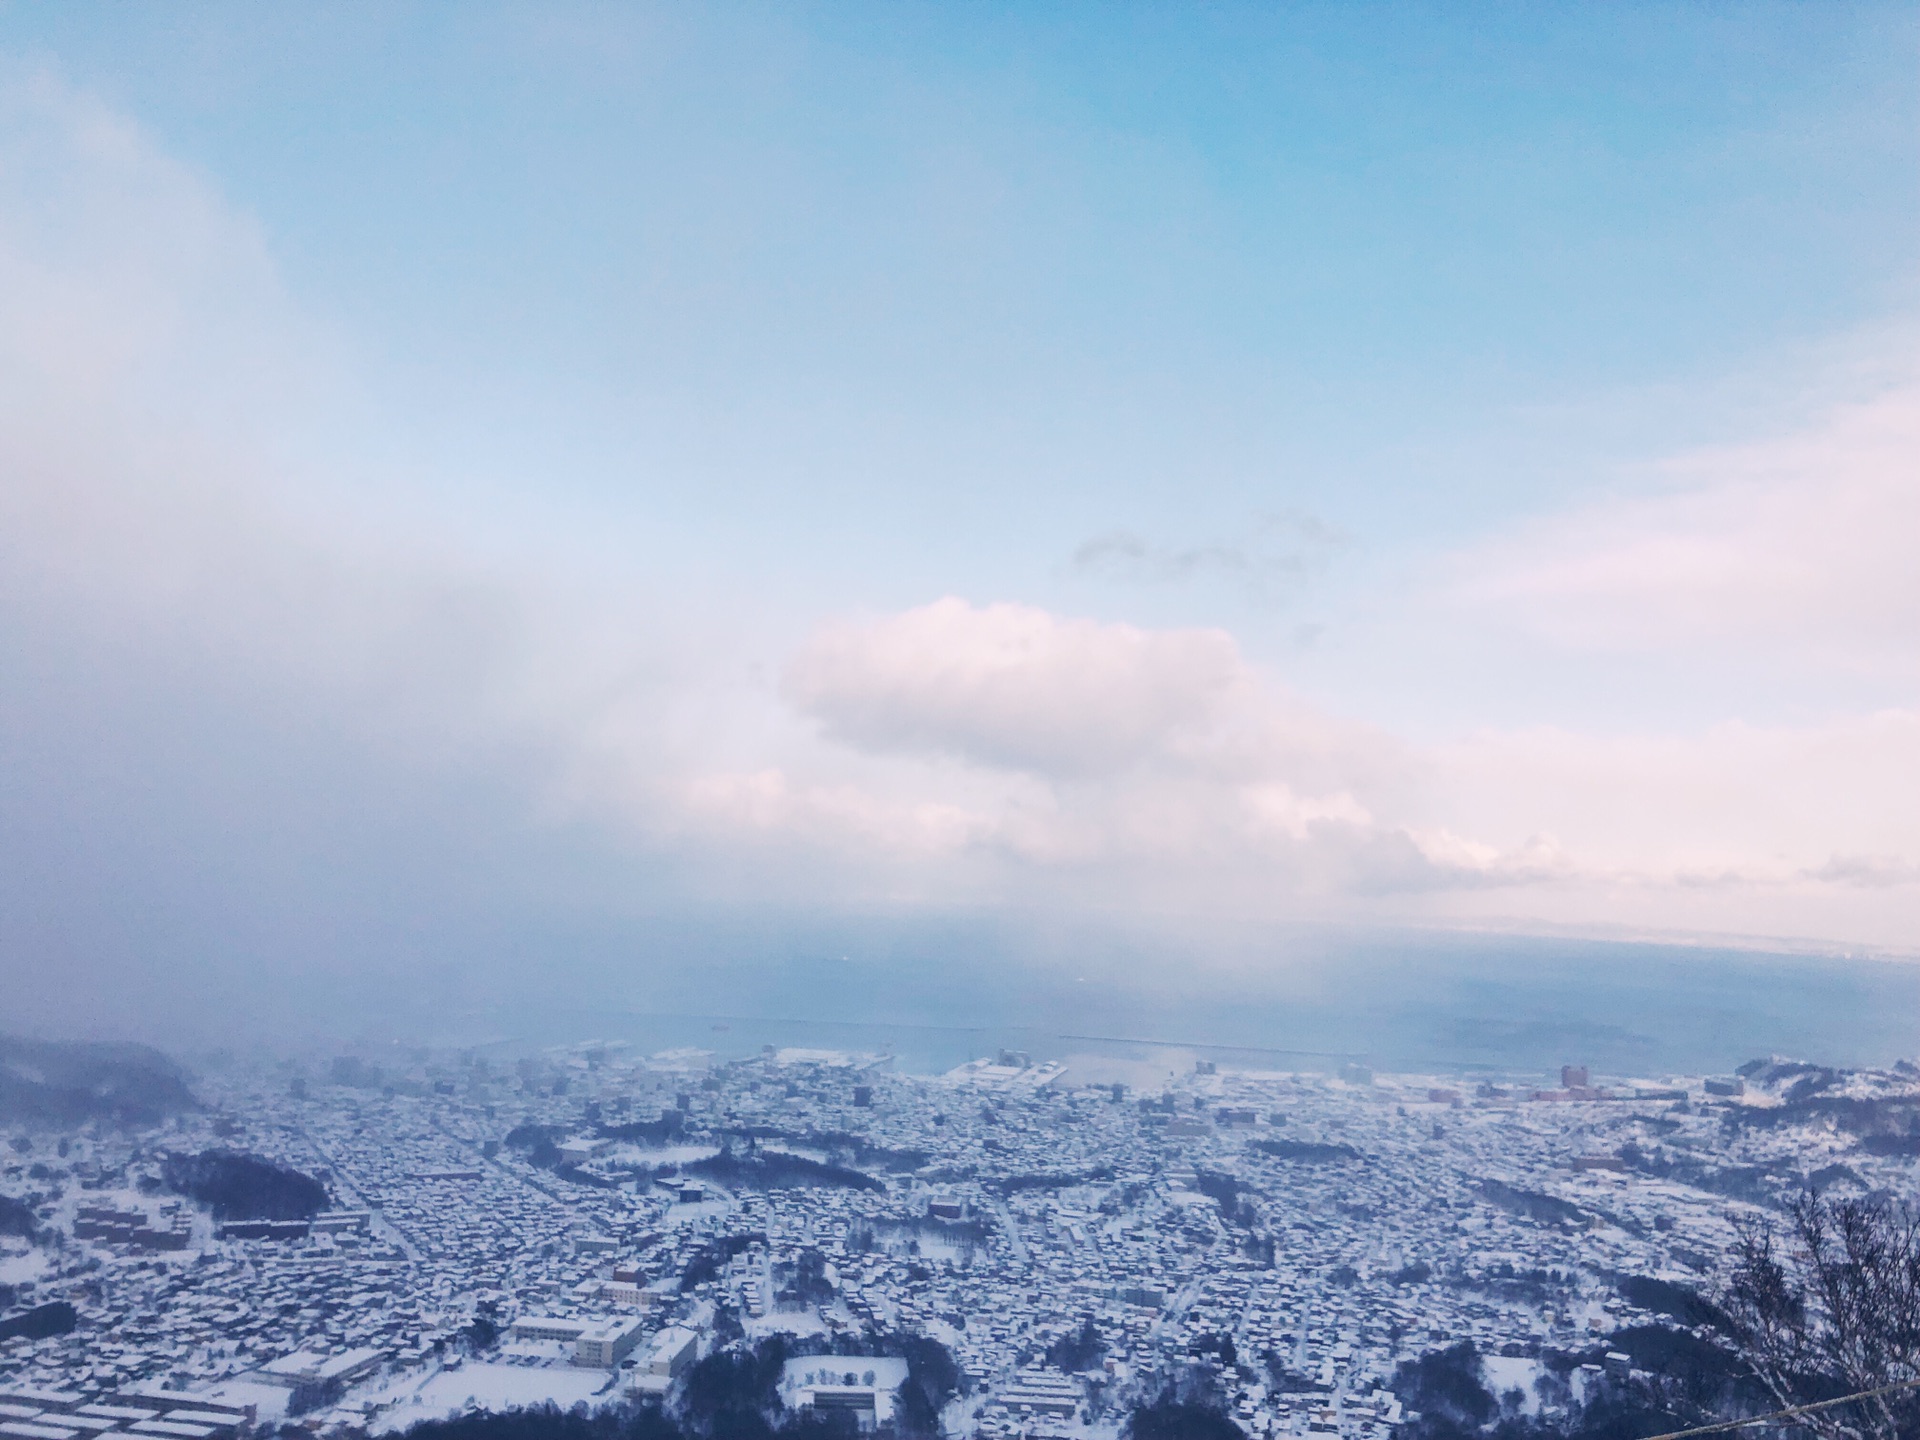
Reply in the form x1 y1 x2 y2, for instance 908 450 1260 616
1 3 1918 1039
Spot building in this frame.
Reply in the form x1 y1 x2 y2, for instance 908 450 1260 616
626 1327 701 1397
72 1206 144 1242
115 1392 253 1426
643 1328 699 1379
0 1389 252 1440
994 1368 1080 1420
258 1348 384 1413
214 1220 309 1242
311 1211 373 1237
782 1358 908 1431
508 1316 589 1345
71 1206 190 1253
573 1317 648 1369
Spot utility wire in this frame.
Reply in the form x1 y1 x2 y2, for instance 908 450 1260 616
1638 1375 1920 1439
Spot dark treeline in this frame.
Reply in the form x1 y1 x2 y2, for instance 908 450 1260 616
687 1149 884 1194
773 1250 836 1308
598 1114 688 1146
0 1193 36 1238
680 1235 763 1292
790 1131 930 1175
1045 1317 1105 1373
1193 1170 1260 1230
1607 1273 1731 1331
391 1403 857 1440
995 1166 1115 1194
1474 1180 1588 1230
502 1125 624 1188
1726 1089 1920 1139
1246 1139 1361 1163
1389 1336 1769 1440
1615 1145 1801 1206
0 1302 77 1343
1126 1400 1247 1440
505 1124 566 1169
716 1127 927 1175
161 1149 330 1220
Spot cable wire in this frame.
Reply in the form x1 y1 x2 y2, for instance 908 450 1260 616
1636 1375 1920 1439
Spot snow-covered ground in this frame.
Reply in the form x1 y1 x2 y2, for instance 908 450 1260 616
1482 1357 1544 1414
743 1309 831 1340
0 1246 49 1285
663 1197 730 1225
368 1362 616 1431
200 1380 294 1422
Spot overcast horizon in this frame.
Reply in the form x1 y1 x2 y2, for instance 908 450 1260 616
2 4 1918 1050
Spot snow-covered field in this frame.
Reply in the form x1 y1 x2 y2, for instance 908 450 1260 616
369 1363 616 1432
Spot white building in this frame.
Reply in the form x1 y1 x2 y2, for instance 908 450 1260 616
780 1358 909 1431
993 1368 1080 1420
508 1317 589 1345
573 1317 649 1369
625 1327 701 1397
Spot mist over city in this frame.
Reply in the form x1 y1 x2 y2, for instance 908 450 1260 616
2 6 1918 1440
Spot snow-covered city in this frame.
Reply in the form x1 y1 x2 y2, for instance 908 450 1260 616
4 1036 1910 1440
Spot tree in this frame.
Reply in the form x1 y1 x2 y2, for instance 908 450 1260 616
1391 1342 1496 1434
464 1300 501 1354
1126 1399 1243 1440
886 1333 963 1435
1047 1317 1105 1374
1720 1192 1920 1440
161 1150 330 1220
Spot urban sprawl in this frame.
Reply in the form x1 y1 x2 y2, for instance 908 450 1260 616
1 1043 1904 1440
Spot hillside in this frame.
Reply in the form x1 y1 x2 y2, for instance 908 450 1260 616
0 1034 198 1127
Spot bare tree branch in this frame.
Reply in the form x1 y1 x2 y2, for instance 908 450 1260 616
1717 1193 1920 1440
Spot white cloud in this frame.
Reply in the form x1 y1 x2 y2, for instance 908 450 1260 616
1453 369 1920 675
1407 705 1920 949
782 597 1247 775
1435 709 1920 878
761 596 1558 906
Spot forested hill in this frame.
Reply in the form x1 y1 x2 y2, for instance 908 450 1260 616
0 1034 198 1126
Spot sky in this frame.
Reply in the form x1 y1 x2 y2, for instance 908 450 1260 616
1 3 1918 1043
